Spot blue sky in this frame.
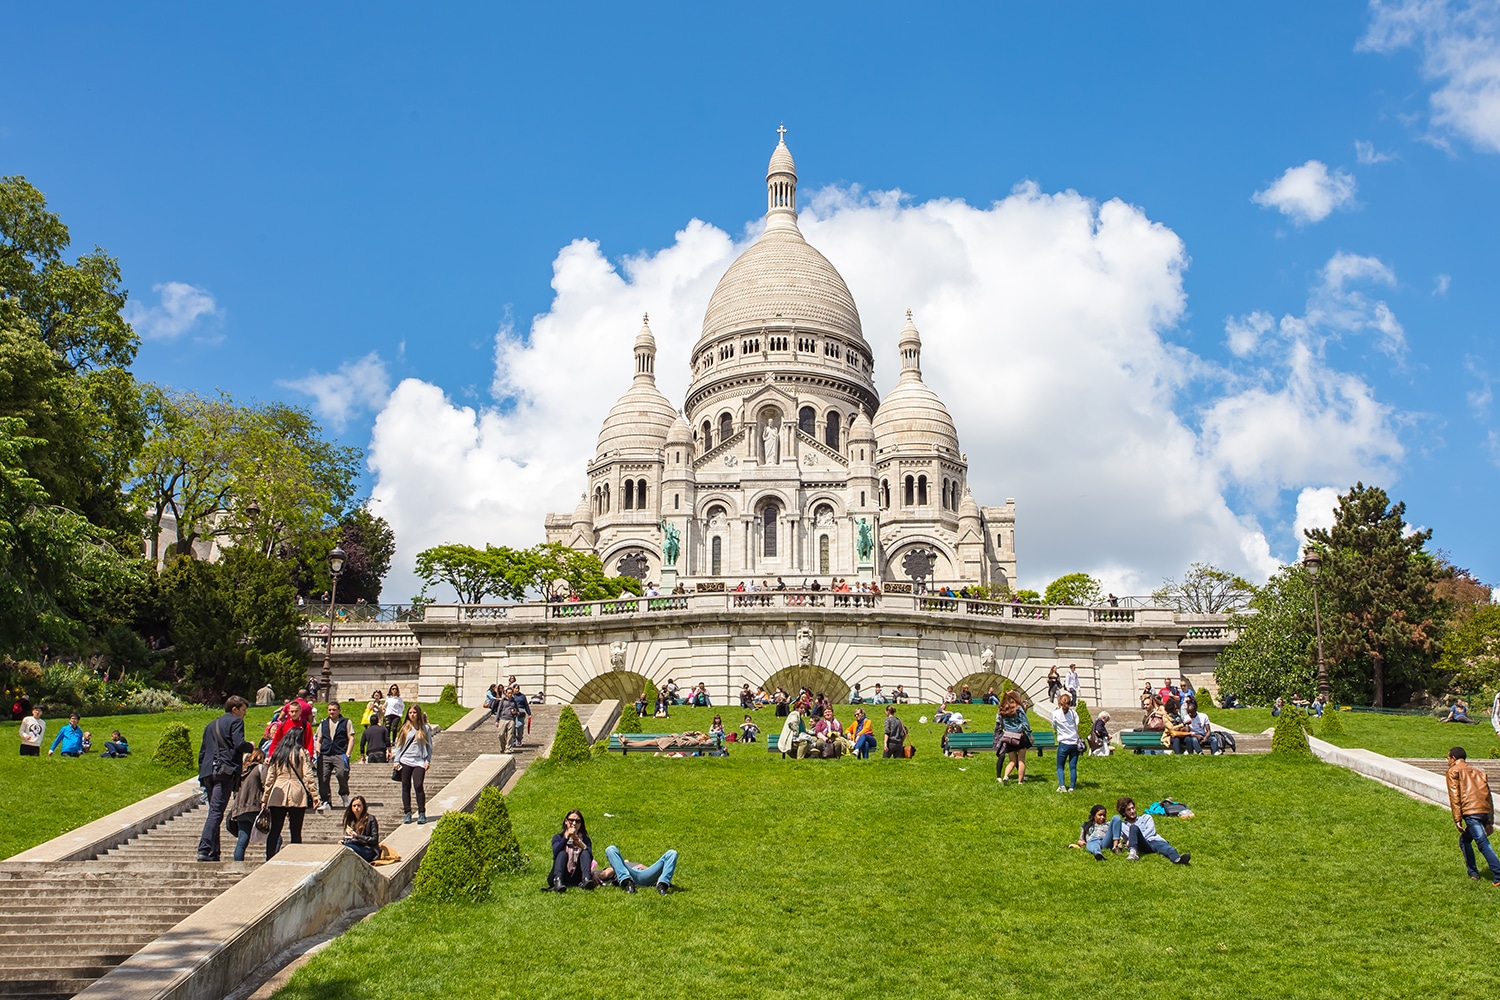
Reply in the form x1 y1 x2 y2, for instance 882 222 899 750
6 2 1498 599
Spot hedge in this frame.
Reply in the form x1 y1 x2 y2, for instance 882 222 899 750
549 706 591 765
152 723 195 769
413 813 489 900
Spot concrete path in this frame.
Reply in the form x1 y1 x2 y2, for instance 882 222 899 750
0 704 563 999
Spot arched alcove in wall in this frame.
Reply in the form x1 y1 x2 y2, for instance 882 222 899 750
760 665 849 704
575 671 654 706
951 672 1033 708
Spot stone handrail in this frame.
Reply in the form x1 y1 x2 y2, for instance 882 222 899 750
425 592 1190 627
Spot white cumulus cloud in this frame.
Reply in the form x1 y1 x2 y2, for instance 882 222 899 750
279 352 392 432
1293 486 1342 550
368 184 1409 601
123 281 220 340
1252 160 1359 224
1362 0 1500 153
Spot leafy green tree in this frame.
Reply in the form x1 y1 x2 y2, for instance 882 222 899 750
161 548 307 701
1153 563 1256 613
1439 604 1500 697
1216 564 1321 705
414 544 505 604
1305 483 1448 707
414 541 642 604
1043 573 1102 607
520 543 643 600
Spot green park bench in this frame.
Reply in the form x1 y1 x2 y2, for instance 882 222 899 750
947 731 1054 756
1120 730 1168 753
609 733 723 756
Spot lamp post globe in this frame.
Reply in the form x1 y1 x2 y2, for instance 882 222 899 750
1303 548 1329 701
321 546 348 702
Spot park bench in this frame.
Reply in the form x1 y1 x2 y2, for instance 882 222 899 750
1120 730 1168 753
766 734 868 758
609 733 722 756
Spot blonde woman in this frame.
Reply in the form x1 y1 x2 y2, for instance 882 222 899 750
393 704 436 824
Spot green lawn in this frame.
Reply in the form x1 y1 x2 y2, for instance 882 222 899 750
0 701 468 860
1218 707 1500 758
277 712 1500 1000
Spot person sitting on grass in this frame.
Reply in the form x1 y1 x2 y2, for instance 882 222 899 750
1075 804 1111 860
780 709 814 759
341 795 381 864
102 730 130 757
654 691 671 719
690 682 711 707
1439 700 1480 724
708 714 726 742
80 730 93 753
634 690 649 718
48 713 84 757
1086 711 1112 756
602 844 678 895
846 707 876 759
548 810 595 892
1271 697 1285 717
739 715 760 743
739 684 754 709
1112 797 1190 865
1446 746 1500 886
813 708 849 756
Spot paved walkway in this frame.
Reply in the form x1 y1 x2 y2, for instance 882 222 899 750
0 705 562 999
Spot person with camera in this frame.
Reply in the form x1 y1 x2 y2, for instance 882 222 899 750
548 810 595 892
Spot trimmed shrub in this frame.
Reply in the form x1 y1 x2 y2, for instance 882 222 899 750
1317 706 1346 738
641 679 659 713
125 688 186 713
471 786 523 876
1488 743 1500 760
549 706 591 765
413 813 489 901
439 683 459 706
615 709 642 734
1271 708 1311 756
153 723 195 768
592 737 610 756
1075 699 1092 737
1197 686 1215 707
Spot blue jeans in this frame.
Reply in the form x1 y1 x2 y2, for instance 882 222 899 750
1055 743 1080 788
1084 836 1109 859
197 777 233 860
852 733 876 759
606 845 677 887
1129 825 1181 862
1459 815 1500 882
1171 736 1201 754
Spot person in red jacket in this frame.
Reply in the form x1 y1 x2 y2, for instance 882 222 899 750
269 698 315 756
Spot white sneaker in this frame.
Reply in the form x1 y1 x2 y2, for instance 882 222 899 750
1057 785 1067 793
1127 849 1140 861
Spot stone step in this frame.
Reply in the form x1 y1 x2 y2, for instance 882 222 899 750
0 941 148 956
0 965 116 981
0 977 95 997
0 894 221 913
1400 758 1500 778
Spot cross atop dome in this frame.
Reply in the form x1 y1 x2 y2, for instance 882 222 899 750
777 123 787 142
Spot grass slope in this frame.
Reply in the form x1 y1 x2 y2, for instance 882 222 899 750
1219 707 1500 758
278 711 1500 1000
0 701 468 859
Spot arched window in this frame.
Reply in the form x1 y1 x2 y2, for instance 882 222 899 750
942 478 950 510
603 483 610 512
593 486 601 514
824 409 840 450
623 480 634 510
637 479 647 509
819 535 830 574
904 476 914 506
711 536 722 576
762 502 779 558
918 475 928 506
881 479 890 509
798 406 815 436
701 420 712 447
719 413 733 442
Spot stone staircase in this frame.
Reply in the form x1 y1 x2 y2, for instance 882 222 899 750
0 705 563 998
1400 758 1500 780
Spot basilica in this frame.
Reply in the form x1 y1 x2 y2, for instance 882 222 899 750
545 133 1017 591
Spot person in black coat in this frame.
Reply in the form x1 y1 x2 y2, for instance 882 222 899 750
197 695 254 862
548 810 595 891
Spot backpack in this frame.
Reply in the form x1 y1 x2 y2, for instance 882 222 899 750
1213 731 1237 753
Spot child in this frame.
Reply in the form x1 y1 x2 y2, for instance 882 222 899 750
1075 804 1111 860
102 730 130 757
708 714 725 741
739 715 760 743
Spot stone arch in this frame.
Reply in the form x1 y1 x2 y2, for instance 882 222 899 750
575 670 655 707
798 405 816 436
601 540 656 580
761 664 849 705
951 672 1032 708
718 411 734 442
884 538 957 585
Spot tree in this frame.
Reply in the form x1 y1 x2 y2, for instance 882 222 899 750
414 544 505 605
1153 563 1256 613
161 548 307 701
1215 564 1324 705
1305 483 1448 707
413 542 643 604
1439 604 1500 697
1043 573 1102 607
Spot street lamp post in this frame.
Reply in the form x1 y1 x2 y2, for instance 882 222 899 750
321 546 346 704
1303 548 1329 701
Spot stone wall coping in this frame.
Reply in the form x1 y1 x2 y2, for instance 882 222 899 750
582 700 622 744
1309 735 1500 813
9 775 203 863
454 705 493 731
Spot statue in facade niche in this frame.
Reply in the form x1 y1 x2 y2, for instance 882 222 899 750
660 519 681 567
856 517 874 562
796 626 815 666
980 645 996 672
762 421 780 465
609 641 627 671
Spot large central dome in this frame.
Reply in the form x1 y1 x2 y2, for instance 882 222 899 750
694 136 869 353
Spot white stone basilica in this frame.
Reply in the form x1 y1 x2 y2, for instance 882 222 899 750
545 133 1017 591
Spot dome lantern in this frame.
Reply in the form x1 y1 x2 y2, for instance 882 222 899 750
634 313 657 381
766 123 798 229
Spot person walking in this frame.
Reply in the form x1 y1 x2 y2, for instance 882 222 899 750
196 696 253 862
230 748 270 861
261 721 319 860
495 685 518 753
393 704 435 824
1064 664 1080 704
383 685 405 742
315 701 352 811
1445 746 1500 886
511 686 531 748
1046 667 1061 703
996 690 1032 784
1053 692 1082 793
18 707 44 757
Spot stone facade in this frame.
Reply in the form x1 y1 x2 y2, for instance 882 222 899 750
545 134 1016 591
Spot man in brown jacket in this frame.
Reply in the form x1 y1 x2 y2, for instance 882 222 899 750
1446 746 1500 886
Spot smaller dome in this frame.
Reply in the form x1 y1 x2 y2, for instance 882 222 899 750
849 408 876 443
572 493 593 527
872 312 961 457
634 313 656 351
767 138 796 178
597 316 677 456
667 411 691 445
958 488 981 521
